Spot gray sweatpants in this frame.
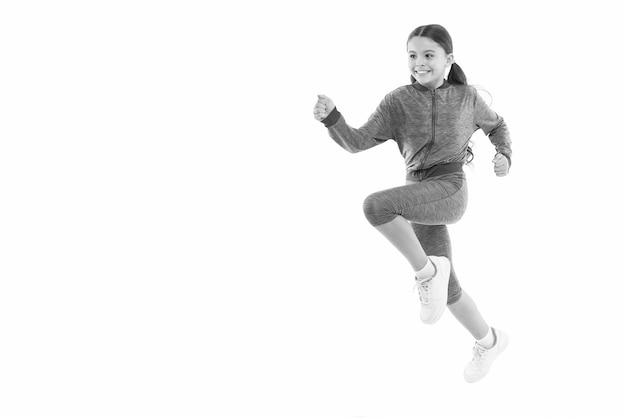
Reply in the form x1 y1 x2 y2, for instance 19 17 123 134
362 172 467 304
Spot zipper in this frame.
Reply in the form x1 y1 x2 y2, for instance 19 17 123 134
420 89 437 170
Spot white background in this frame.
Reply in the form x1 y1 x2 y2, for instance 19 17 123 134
1 1 625 417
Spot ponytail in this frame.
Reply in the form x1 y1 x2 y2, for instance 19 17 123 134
448 62 467 85
448 63 472 162
465 142 475 164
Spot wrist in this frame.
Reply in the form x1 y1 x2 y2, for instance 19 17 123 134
321 107 341 127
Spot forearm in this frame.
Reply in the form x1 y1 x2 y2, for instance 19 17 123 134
488 120 512 166
321 107 388 153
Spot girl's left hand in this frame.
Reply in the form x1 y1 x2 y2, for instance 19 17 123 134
492 153 509 177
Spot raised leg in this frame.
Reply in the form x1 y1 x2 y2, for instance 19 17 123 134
374 216 429 272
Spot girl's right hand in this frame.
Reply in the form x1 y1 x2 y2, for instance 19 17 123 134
492 153 510 177
313 94 335 121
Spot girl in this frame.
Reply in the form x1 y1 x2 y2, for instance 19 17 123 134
313 24 511 383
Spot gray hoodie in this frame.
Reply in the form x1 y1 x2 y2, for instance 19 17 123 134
322 80 512 172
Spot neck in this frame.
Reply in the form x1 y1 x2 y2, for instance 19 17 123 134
422 79 444 90
412 79 450 91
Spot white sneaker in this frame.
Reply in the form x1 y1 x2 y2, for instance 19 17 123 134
414 256 450 325
463 328 509 383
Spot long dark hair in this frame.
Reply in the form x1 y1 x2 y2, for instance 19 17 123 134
407 24 473 162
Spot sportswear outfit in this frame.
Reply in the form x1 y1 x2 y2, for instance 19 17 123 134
320 80 512 305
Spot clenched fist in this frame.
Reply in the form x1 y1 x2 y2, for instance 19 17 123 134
313 94 336 121
492 153 510 177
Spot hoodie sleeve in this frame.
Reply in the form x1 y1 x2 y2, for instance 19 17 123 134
320 93 394 153
473 89 513 166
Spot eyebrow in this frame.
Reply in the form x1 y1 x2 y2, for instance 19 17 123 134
408 49 437 54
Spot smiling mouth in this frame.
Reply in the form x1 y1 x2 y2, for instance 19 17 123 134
415 70 431 75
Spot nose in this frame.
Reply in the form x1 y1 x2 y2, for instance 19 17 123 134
414 57 426 68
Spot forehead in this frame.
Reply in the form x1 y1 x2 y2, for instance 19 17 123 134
407 36 445 53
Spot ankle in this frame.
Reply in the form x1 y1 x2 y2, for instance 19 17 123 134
415 258 436 281
477 327 495 349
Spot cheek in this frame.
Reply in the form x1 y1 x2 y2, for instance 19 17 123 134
434 63 447 74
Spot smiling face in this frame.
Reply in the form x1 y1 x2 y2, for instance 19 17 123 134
407 36 454 90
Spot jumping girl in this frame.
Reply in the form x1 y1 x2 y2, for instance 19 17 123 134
313 24 512 382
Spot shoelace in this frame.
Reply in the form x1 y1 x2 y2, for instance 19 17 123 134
414 278 433 304
471 343 488 366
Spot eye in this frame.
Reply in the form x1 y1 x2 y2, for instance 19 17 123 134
409 54 416 59
426 53 434 59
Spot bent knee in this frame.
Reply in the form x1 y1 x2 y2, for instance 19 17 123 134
363 192 397 226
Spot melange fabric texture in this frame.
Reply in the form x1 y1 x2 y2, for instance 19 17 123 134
411 221 463 305
362 171 467 226
322 80 512 172
321 80 513 305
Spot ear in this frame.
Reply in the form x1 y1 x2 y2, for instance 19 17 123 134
447 53 455 67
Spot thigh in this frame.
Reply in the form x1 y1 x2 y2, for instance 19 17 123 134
398 173 467 225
